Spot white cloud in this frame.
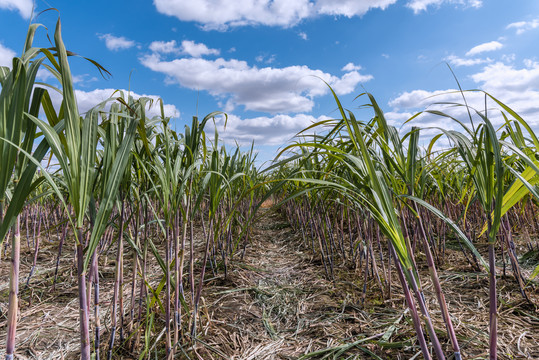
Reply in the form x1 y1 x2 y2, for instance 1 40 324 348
506 19 539 35
98 34 135 51
471 62 539 93
208 113 328 145
49 88 180 119
341 62 362 71
153 0 400 29
407 0 482 14
35 70 97 85
388 89 483 138
501 53 516 64
389 88 464 109
0 0 33 19
72 74 99 86
149 40 179 54
333 71 369 94
36 68 53 82
389 61 539 130
149 40 220 57
140 54 372 113
445 55 491 67
154 0 313 29
181 40 220 57
524 59 539 69
0 43 15 67
465 41 503 56
255 54 276 64
315 0 396 17
384 111 414 127
298 31 308 40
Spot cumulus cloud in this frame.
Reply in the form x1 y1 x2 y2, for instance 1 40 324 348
445 55 492 67
149 40 179 54
406 0 481 14
0 0 33 19
341 62 362 71
506 19 539 35
207 113 329 145
384 111 415 126
465 41 503 56
98 34 136 51
389 61 539 131
388 89 481 138
149 39 220 57
0 43 15 67
153 0 401 29
471 62 539 93
255 54 276 64
470 63 539 128
523 59 539 69
140 54 372 113
154 0 313 29
389 88 464 109
315 0 396 17
152 0 484 29
72 74 99 85
48 88 180 119
181 40 220 57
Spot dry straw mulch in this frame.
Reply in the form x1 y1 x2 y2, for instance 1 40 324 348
1 208 538 359
199 209 539 359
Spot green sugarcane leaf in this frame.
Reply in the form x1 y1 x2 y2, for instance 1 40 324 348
84 113 138 270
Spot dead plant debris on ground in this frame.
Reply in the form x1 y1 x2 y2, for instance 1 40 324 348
1 209 538 359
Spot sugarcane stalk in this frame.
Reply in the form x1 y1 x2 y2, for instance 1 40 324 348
92 251 101 360
389 242 432 360
108 200 125 360
192 218 213 338
5 215 21 360
414 201 461 359
76 228 91 360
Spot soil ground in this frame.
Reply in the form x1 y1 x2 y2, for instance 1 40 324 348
0 207 538 359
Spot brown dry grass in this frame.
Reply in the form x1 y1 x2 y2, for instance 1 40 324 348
199 209 539 359
0 209 538 359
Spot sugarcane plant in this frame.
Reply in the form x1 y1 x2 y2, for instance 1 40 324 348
22 17 139 359
0 23 50 360
273 85 499 359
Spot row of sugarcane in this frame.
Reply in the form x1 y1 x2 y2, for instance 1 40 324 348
270 89 539 359
0 17 262 360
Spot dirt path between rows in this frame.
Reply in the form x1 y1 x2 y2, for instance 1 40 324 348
199 208 401 360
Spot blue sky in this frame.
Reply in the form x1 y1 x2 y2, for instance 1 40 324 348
1 0 539 163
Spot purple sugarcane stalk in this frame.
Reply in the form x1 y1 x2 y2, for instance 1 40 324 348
92 252 101 360
53 222 68 290
389 242 432 360
192 218 213 338
108 200 125 360
25 210 42 289
165 227 172 357
5 215 21 360
487 211 498 360
414 202 461 360
76 228 91 360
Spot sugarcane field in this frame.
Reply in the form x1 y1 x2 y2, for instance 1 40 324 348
1 2 539 360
